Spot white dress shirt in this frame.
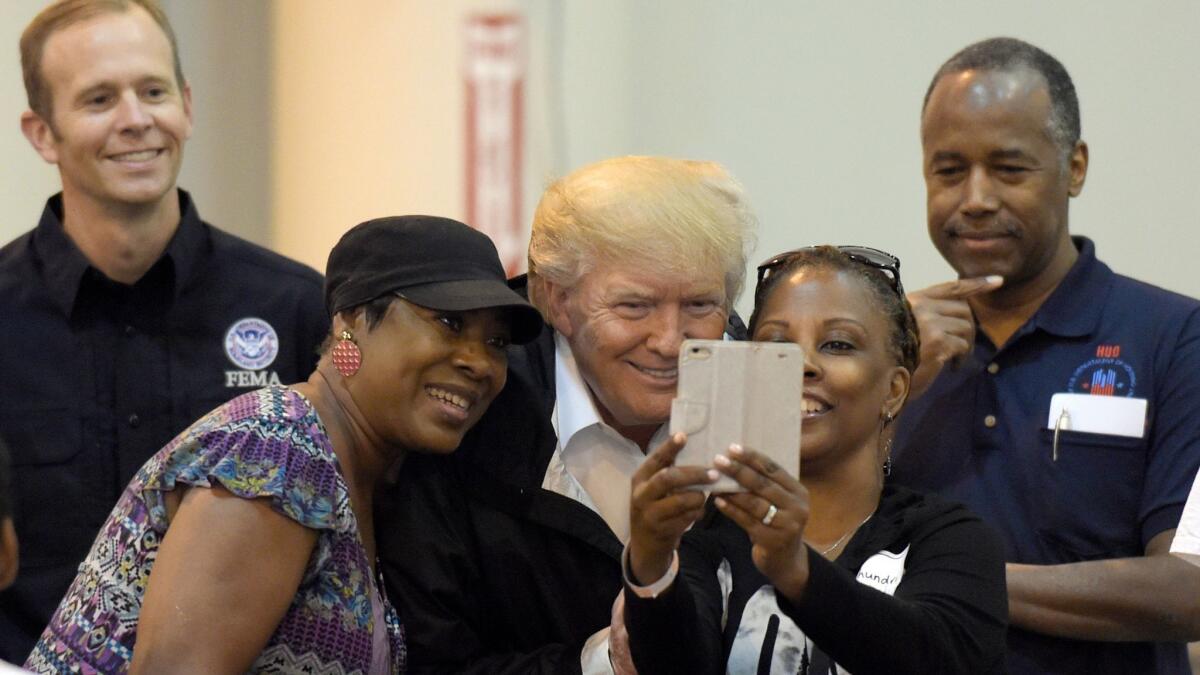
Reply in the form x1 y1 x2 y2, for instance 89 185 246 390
544 335 669 675
543 334 667 544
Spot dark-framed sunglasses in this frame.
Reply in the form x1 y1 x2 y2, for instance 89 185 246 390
756 245 904 297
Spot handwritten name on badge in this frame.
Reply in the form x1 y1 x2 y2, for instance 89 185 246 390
856 546 909 595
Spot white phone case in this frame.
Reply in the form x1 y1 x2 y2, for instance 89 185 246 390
670 339 803 492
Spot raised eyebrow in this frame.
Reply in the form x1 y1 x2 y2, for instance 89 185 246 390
137 77 179 95
606 287 653 302
823 317 868 332
928 150 965 164
984 148 1041 165
751 318 790 336
989 148 1035 162
74 83 114 104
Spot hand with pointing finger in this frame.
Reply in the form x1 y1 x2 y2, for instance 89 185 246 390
907 275 1003 399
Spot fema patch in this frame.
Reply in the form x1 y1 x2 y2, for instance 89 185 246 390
224 317 279 370
1066 344 1136 397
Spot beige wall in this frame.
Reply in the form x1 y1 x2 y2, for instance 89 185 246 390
263 0 1200 316
271 0 527 273
543 1 1200 315
2 1 1198 321
163 0 273 245
0 2 64 244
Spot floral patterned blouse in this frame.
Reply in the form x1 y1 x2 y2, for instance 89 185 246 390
25 386 406 674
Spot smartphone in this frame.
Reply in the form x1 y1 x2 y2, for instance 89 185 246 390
669 339 803 492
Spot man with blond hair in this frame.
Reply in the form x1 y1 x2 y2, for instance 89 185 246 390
379 155 756 673
0 0 326 660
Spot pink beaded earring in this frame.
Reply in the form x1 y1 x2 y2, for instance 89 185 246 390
331 330 362 377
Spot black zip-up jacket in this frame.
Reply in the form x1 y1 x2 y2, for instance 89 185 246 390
625 485 1009 674
378 320 621 674
377 277 748 674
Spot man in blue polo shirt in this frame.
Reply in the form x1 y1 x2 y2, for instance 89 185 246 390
892 37 1200 673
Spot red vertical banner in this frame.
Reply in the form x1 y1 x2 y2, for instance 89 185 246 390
464 15 526 277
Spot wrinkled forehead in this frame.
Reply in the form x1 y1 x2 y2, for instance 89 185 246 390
924 68 1051 124
576 258 728 299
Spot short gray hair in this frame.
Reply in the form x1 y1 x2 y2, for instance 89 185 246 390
924 37 1080 162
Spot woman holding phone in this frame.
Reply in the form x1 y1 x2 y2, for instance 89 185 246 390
619 246 1008 674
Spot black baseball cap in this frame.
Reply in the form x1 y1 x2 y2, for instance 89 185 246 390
324 216 544 344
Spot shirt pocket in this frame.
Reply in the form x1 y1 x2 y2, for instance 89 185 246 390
1 409 103 568
1035 427 1146 561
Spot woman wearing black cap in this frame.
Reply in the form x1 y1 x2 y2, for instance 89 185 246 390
25 216 543 675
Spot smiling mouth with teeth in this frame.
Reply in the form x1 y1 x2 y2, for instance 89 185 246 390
427 386 471 411
801 398 830 416
110 149 161 162
631 364 677 380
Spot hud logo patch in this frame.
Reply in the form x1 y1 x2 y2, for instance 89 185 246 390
224 317 279 370
1067 344 1136 397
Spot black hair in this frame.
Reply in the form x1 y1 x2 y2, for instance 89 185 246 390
923 37 1081 157
359 294 396 330
749 246 920 374
318 294 396 355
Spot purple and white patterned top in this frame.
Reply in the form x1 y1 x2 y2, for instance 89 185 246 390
25 386 406 674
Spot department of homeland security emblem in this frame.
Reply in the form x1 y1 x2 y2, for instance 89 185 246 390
224 318 279 370
1066 344 1136 397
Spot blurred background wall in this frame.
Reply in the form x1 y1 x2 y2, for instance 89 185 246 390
1 0 1197 318
0 2 61 233
1 2 1196 667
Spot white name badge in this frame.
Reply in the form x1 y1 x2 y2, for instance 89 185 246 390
855 545 909 595
1046 392 1147 438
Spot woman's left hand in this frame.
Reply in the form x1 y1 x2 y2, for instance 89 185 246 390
713 444 812 601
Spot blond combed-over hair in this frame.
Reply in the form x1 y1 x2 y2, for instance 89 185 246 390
527 156 756 312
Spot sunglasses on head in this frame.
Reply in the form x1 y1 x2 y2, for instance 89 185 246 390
756 245 904 297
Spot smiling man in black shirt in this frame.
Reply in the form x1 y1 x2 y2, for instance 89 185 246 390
0 0 327 661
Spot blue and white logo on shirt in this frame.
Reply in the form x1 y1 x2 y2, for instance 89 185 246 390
224 317 279 370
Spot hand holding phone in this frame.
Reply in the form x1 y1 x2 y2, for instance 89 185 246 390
669 340 803 491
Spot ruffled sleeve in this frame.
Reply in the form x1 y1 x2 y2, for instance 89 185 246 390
142 387 351 533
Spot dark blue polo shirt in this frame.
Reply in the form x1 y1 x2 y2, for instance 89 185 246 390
893 237 1200 674
0 191 329 662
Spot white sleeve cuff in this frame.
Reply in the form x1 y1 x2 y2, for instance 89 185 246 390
1171 470 1200 557
1170 531 1200 556
620 544 679 599
580 626 615 674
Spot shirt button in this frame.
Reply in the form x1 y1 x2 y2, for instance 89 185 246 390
987 362 999 374
124 324 136 336
128 413 141 428
984 414 997 428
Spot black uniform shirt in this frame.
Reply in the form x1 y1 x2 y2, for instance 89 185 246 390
0 190 329 662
